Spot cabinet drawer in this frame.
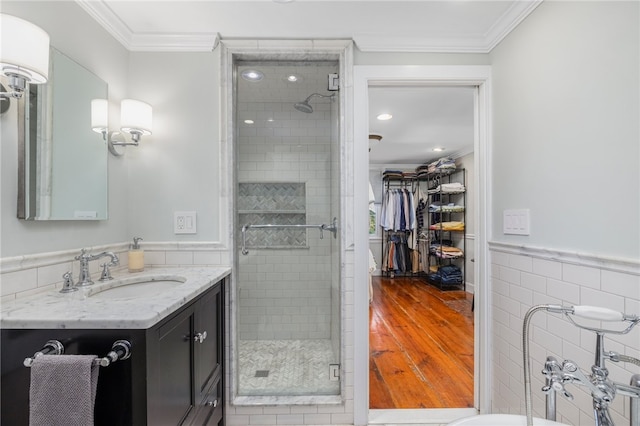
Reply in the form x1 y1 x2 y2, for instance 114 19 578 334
190 379 223 426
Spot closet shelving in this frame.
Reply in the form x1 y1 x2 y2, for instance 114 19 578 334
380 167 466 291
422 168 466 290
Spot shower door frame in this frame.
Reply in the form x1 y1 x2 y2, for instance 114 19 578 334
219 40 354 408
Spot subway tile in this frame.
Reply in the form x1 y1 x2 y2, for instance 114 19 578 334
1 268 37 296
601 269 640 299
498 265 520 285
520 271 546 293
580 286 625 313
546 278 580 304
562 263 600 289
37 261 73 288
508 254 533 272
144 251 166 265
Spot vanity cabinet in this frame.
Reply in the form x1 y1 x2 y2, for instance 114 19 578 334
0 277 225 426
148 279 224 426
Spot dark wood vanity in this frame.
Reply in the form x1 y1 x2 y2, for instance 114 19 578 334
1 277 225 426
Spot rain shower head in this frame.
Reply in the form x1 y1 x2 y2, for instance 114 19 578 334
294 100 314 113
294 93 334 113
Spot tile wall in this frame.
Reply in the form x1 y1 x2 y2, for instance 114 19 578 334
490 242 640 425
236 63 338 341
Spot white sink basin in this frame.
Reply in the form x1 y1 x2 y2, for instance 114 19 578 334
87 275 186 300
447 414 569 426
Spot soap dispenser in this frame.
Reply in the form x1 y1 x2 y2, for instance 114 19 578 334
128 236 144 272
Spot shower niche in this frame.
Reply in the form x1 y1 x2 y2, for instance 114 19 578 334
238 182 307 249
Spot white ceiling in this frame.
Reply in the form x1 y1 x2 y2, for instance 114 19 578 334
368 86 475 165
75 0 541 165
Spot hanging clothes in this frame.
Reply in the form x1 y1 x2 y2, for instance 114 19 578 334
380 188 415 232
380 185 417 275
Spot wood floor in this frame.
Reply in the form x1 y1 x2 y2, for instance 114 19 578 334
369 275 474 409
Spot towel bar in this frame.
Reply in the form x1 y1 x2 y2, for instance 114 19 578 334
23 339 132 367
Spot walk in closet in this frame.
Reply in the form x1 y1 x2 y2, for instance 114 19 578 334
380 160 466 290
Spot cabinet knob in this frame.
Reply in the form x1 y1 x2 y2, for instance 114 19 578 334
206 399 218 408
193 331 207 343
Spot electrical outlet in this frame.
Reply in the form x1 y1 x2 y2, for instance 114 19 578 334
174 211 197 234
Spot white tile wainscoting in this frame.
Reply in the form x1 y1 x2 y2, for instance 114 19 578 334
489 241 640 426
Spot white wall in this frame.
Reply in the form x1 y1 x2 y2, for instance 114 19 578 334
489 2 640 424
490 0 639 259
0 1 130 257
126 52 220 242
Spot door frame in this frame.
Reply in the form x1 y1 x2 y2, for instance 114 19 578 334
353 65 493 425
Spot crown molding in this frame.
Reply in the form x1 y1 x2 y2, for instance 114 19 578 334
484 0 543 51
354 0 543 53
77 0 541 53
75 0 219 52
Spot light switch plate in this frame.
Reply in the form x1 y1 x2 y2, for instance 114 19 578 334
174 211 197 234
503 209 530 235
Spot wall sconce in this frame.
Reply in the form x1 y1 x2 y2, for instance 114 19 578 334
0 14 50 100
91 98 153 156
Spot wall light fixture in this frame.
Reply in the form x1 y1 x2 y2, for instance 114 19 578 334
0 14 50 100
91 98 153 156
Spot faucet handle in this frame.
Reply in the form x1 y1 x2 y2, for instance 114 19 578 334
99 262 114 281
59 272 78 293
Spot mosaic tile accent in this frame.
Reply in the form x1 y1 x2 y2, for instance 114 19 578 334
238 183 305 212
238 182 307 249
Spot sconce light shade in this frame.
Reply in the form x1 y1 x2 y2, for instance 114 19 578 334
91 99 108 133
121 99 152 141
0 14 50 84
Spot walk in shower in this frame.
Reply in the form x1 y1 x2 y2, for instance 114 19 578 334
234 60 341 397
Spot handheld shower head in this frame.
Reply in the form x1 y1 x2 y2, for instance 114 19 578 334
293 93 335 113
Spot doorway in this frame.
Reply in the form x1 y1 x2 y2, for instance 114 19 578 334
353 65 492 425
368 85 475 410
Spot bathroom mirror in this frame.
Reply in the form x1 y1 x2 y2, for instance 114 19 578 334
18 48 108 220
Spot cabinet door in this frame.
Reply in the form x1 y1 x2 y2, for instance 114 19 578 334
194 283 222 403
148 307 195 426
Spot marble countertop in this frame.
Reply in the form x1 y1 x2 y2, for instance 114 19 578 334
1 266 231 329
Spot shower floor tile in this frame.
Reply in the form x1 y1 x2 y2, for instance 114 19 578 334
238 339 340 396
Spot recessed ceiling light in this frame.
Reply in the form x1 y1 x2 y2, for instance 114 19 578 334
377 113 393 121
244 119 254 124
241 69 264 82
433 147 445 152
267 118 275 122
286 74 298 82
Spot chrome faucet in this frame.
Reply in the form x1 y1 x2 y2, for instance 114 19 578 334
74 249 119 286
534 306 640 426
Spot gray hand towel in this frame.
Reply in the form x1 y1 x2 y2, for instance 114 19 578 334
29 354 99 426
